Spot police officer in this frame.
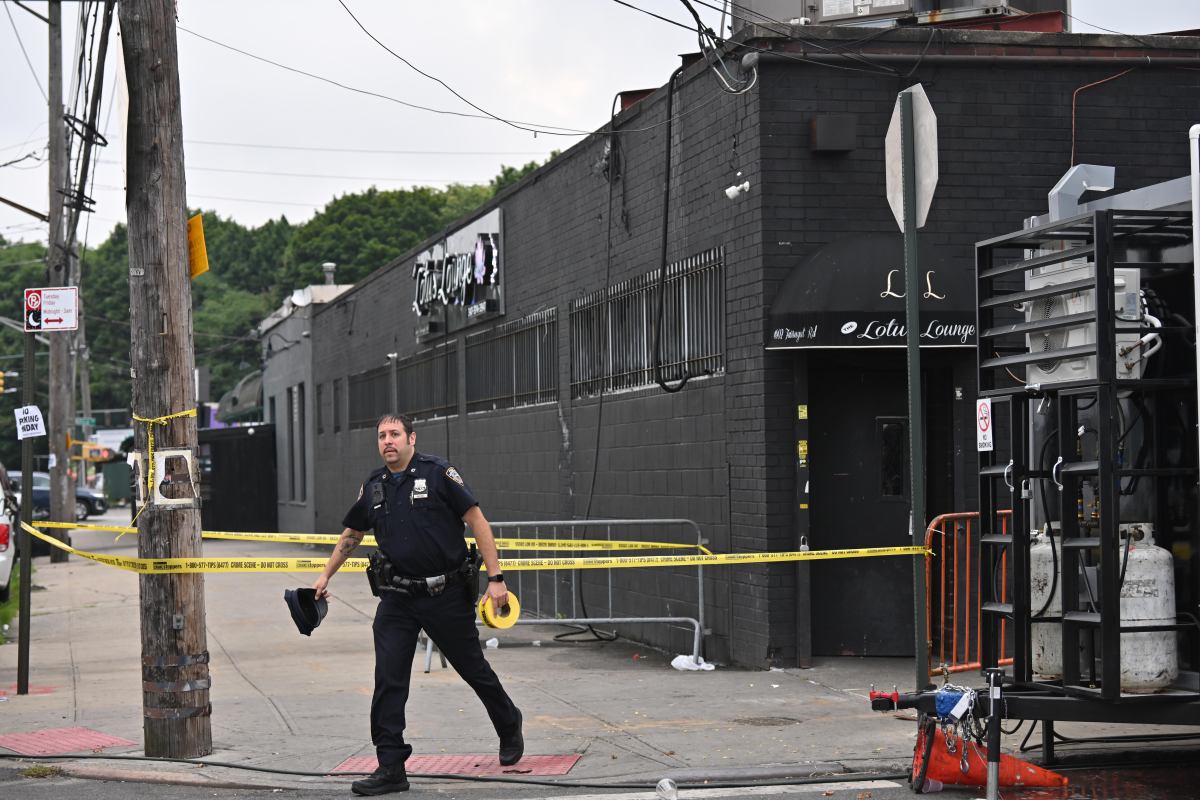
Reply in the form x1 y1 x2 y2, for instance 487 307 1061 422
314 413 522 796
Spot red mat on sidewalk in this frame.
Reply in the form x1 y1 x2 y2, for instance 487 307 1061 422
331 753 579 776
0 726 137 756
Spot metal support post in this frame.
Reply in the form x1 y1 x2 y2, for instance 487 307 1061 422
985 667 1002 800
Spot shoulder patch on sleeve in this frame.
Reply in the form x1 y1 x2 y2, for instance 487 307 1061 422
357 483 364 500
445 466 464 486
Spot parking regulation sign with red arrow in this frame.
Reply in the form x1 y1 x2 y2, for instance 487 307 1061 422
24 286 78 332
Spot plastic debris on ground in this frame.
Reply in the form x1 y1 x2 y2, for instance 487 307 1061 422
670 654 715 671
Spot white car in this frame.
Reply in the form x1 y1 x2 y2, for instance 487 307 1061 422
0 504 13 604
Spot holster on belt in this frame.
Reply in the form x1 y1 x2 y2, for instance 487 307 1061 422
367 551 406 598
462 543 482 604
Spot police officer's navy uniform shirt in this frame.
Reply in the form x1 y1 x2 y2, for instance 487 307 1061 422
342 452 478 577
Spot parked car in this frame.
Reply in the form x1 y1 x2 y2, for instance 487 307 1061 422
0 504 13 603
11 472 108 521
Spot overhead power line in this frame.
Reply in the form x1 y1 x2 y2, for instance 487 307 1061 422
95 158 479 184
5 2 48 101
184 139 548 157
336 0 571 137
177 21 725 140
176 25 592 136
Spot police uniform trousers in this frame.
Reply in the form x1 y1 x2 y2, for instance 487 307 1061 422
371 585 520 767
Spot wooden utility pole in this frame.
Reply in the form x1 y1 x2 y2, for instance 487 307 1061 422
65 2 115 484
120 0 212 757
47 0 72 562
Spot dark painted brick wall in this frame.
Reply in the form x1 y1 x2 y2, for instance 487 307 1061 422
288 27 1200 668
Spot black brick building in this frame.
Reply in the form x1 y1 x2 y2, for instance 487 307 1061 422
261 25 1200 667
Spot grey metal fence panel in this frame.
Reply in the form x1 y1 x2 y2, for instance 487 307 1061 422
490 518 707 663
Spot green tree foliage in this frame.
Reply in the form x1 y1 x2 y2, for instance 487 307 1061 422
489 152 558 196
0 236 50 468
0 155 557 458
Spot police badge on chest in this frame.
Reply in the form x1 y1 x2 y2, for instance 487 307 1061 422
411 478 429 503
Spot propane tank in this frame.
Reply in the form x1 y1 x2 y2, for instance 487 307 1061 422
1119 527 1178 693
1030 528 1062 679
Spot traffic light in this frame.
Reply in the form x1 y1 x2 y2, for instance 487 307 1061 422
0 372 5 393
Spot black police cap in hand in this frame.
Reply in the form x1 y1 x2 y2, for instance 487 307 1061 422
284 587 328 636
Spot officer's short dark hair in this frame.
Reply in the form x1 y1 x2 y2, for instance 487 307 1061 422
377 413 415 435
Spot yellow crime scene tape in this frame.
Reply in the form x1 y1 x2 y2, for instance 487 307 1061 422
479 593 521 629
22 522 929 575
34 521 713 553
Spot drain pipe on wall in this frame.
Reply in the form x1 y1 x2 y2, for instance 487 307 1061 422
1191 125 1200 476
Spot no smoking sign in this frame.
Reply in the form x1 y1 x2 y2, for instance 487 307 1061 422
976 398 993 452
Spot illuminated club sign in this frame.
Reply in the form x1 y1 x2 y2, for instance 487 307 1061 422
411 208 502 340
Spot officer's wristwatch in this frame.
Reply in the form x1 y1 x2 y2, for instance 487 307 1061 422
487 573 505 583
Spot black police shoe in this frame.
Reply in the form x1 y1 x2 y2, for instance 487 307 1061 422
498 709 524 766
351 763 410 795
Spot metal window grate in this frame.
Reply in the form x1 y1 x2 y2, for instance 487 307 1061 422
332 378 342 432
569 247 723 398
396 341 458 420
348 365 390 430
465 309 558 413
316 382 325 435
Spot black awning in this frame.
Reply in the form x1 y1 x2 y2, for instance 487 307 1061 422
765 233 976 349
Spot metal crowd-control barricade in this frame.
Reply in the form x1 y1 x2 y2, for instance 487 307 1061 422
925 510 1013 677
424 518 707 672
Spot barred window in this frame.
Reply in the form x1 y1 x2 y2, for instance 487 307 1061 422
316 382 325 435
348 365 390 430
396 341 458 420
570 247 723 398
465 309 558 413
332 378 343 432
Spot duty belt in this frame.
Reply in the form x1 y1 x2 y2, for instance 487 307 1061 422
391 569 464 597
367 550 470 597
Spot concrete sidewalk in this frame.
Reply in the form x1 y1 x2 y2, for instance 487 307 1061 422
0 516 920 792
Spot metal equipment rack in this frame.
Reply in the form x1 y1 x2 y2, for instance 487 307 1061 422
972 208 1200 757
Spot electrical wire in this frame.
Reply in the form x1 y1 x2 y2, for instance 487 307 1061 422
184 140 547 157
336 0 584 137
176 26 591 136
560 94 623 647
0 152 45 170
1064 13 1171 48
610 0 695 32
0 752 906 788
689 0 899 75
1070 68 1137 167
4 1 47 101
176 25 725 138
95 158 479 184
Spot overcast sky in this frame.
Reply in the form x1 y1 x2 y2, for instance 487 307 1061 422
2 0 1198 249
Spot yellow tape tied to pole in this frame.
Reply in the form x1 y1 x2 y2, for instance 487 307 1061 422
130 407 198 518
22 522 929 575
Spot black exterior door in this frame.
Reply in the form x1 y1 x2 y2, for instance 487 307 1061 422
810 354 914 656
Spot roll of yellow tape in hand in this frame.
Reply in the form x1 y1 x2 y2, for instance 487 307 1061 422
478 592 521 629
